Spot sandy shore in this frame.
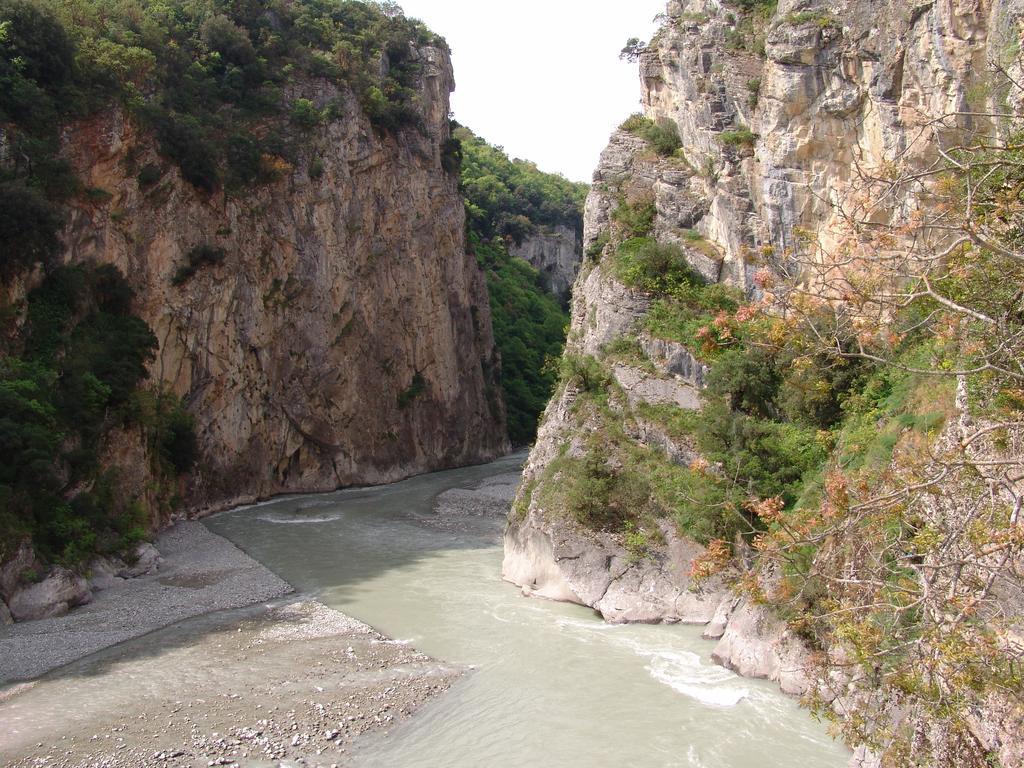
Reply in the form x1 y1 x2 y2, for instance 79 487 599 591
0 521 293 684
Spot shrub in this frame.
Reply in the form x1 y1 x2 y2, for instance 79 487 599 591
137 164 163 188
441 136 462 175
226 135 262 187
614 238 704 294
397 371 427 408
0 182 62 271
611 194 657 238
30 155 81 200
642 119 683 156
586 231 611 261
290 98 322 129
153 114 219 192
696 401 826 507
619 113 650 133
746 78 762 108
172 244 226 286
561 447 652 530
621 114 683 156
719 126 758 147
157 402 198 473
557 354 611 394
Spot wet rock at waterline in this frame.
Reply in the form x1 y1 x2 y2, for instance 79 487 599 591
503 509 724 624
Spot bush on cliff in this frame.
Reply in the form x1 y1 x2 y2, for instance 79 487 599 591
473 236 567 445
457 125 587 242
0 264 195 566
620 114 682 157
0 0 443 220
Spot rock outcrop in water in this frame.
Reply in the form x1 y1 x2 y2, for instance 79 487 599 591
506 1 1024 765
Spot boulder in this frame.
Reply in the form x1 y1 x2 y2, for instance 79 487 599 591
503 510 724 624
0 599 13 625
88 557 127 591
702 593 740 640
613 364 702 410
8 568 93 622
117 542 162 578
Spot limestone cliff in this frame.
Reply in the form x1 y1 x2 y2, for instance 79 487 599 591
508 224 581 300
56 46 508 515
505 1 1024 764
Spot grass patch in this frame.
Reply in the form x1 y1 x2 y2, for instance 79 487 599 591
397 372 427 409
719 126 758 148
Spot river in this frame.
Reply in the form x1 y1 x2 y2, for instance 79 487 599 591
203 452 850 768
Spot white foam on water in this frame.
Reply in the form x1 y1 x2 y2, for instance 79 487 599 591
554 616 626 634
550 614 752 709
255 512 344 525
644 649 749 707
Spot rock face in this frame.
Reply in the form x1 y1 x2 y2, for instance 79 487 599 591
506 1 1024 765
640 0 1024 287
54 45 507 517
501 227 717 622
708 596 812 696
504 509 721 623
508 224 581 299
1 45 509 624
7 568 92 622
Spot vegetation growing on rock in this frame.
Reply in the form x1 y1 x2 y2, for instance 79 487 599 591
471 236 568 446
455 125 587 244
0 264 194 567
517 4 1024 764
453 128 586 445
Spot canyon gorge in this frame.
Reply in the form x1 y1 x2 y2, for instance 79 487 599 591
2 1 1023 767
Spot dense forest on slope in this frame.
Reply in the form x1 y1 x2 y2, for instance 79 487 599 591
453 127 586 444
1 0 441 207
455 125 586 243
0 0 449 568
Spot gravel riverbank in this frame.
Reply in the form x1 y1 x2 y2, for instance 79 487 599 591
0 467 521 767
0 521 293 684
1 599 461 767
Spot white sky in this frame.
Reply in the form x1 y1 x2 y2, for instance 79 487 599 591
397 0 667 183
